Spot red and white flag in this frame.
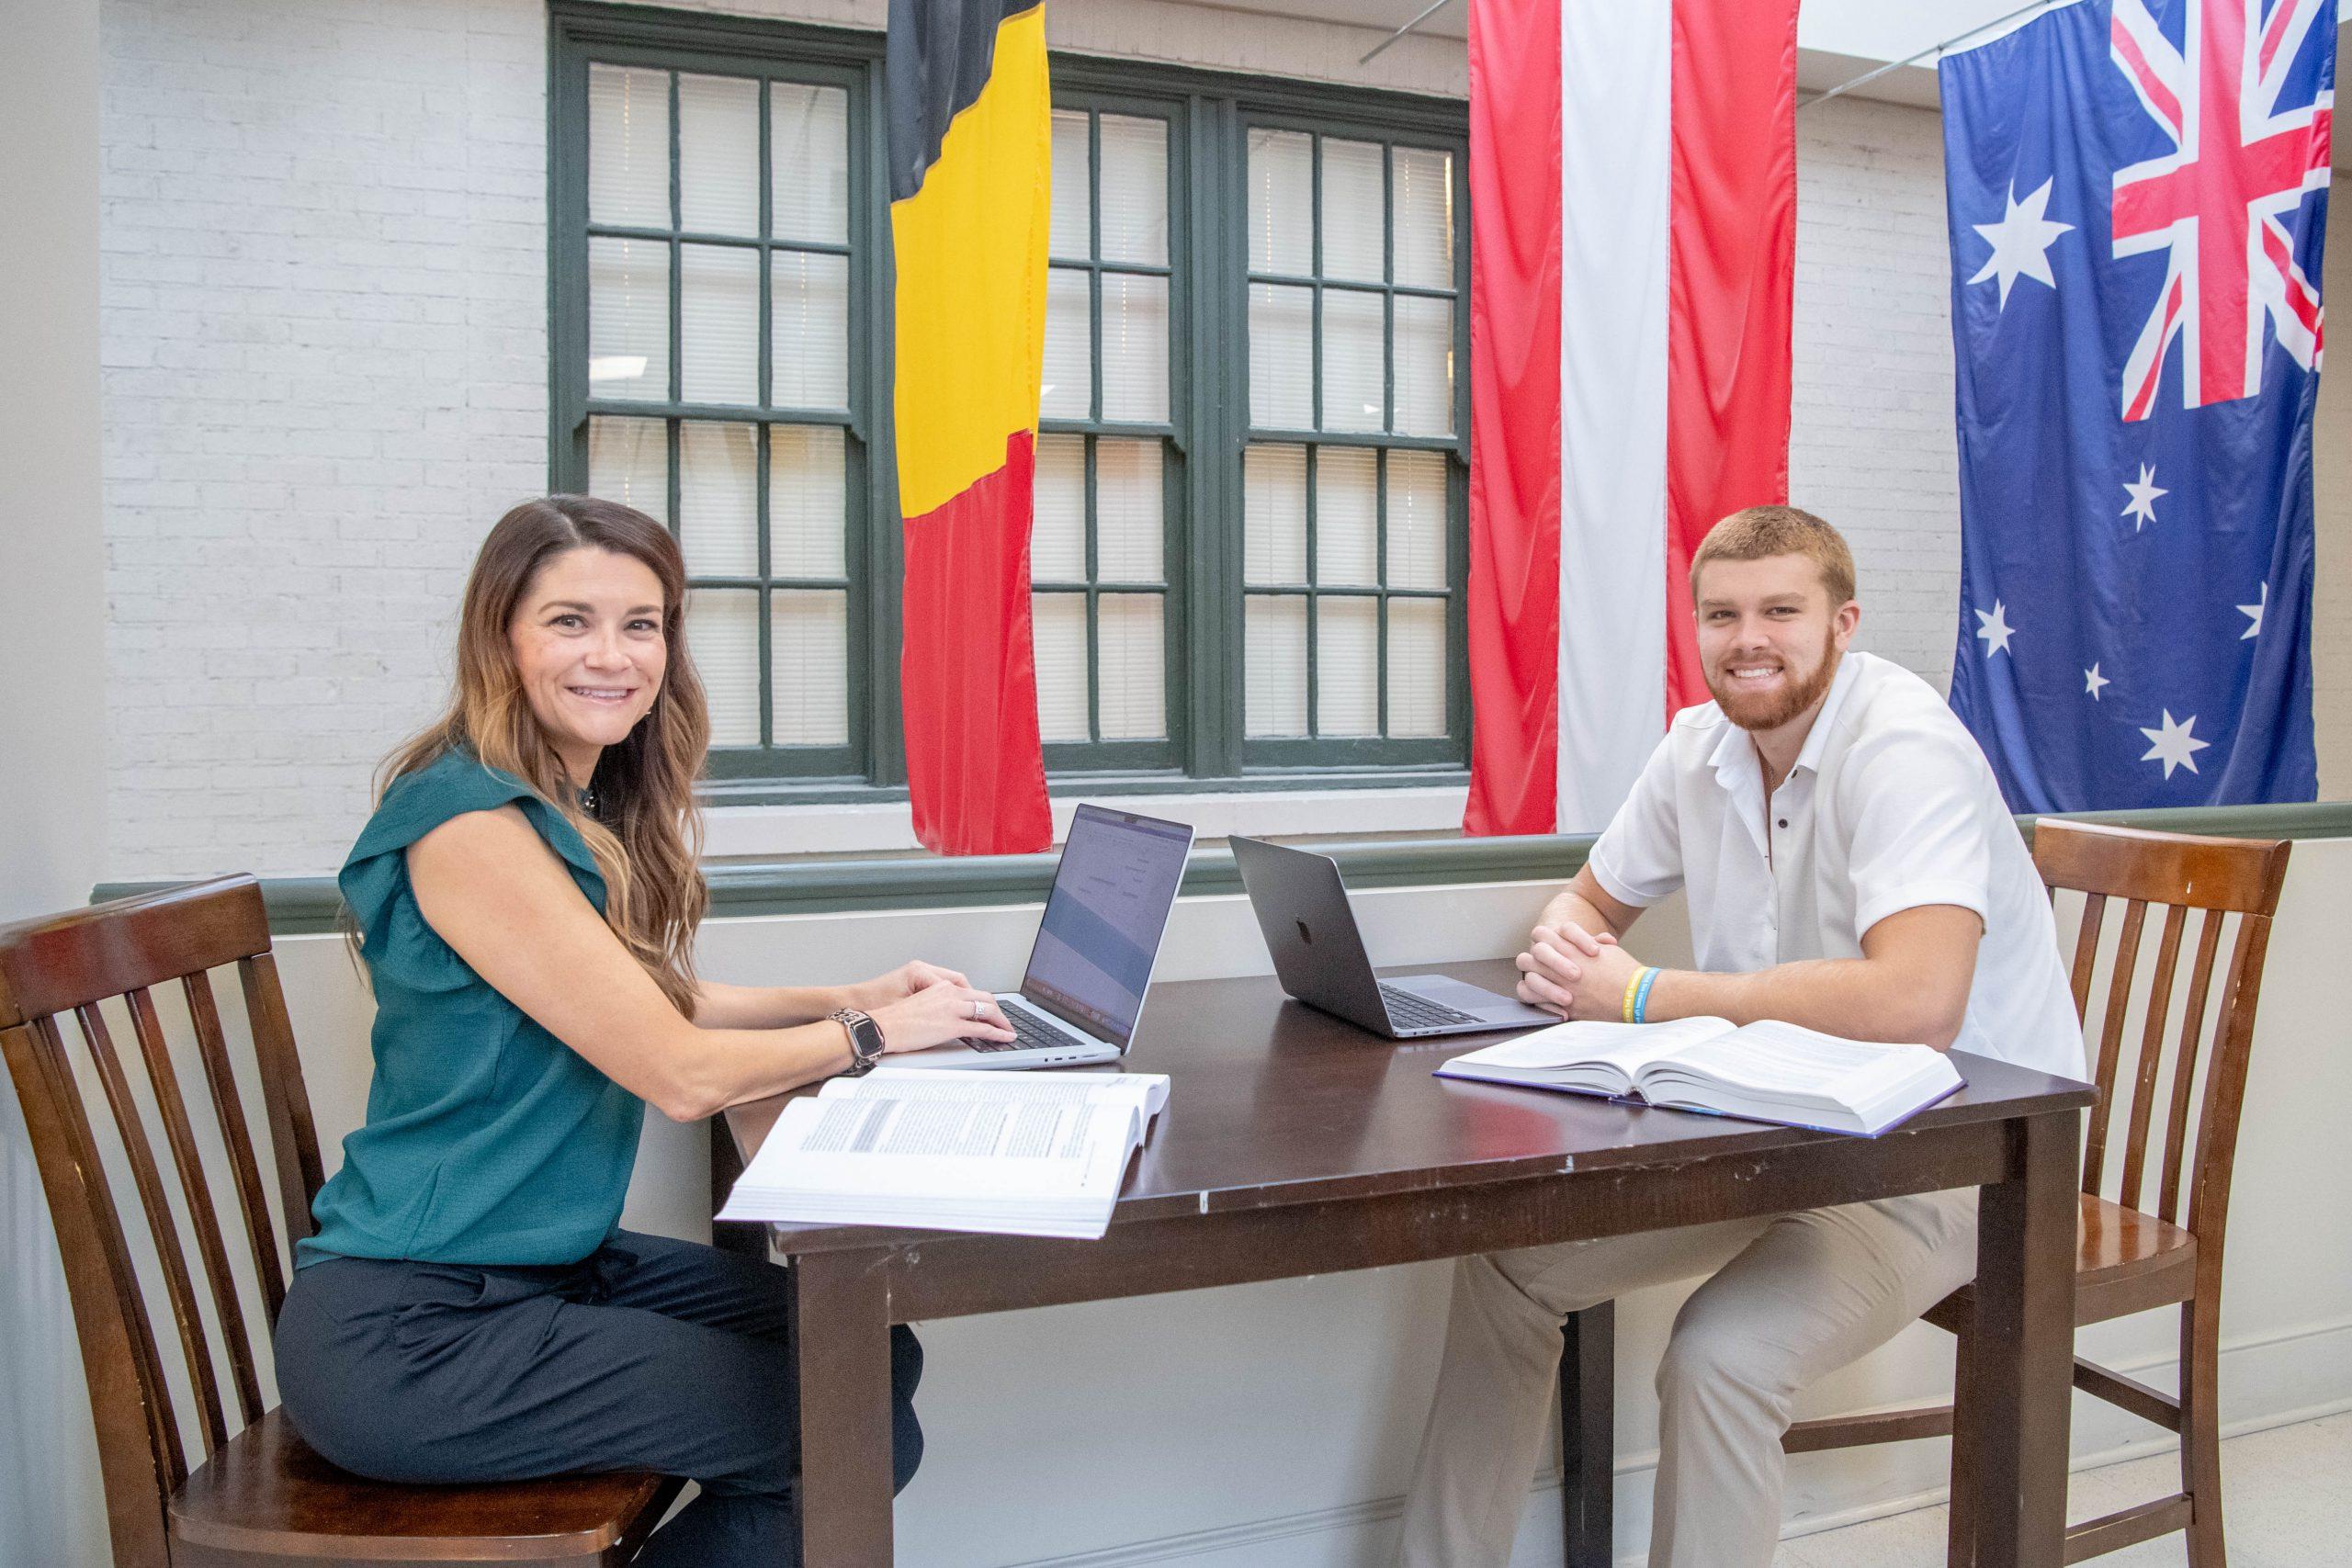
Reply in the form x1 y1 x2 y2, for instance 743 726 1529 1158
1464 0 1802 835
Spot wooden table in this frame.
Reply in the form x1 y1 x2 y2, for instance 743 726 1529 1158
720 962 2092 1567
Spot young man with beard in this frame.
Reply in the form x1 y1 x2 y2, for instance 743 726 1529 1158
1392 506 2083 1568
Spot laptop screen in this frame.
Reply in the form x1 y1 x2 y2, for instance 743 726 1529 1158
1019 805 1194 1048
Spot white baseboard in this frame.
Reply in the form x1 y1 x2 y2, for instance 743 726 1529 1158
986 1313 2352 1568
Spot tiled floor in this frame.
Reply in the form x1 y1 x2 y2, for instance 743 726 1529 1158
1773 1410 2352 1567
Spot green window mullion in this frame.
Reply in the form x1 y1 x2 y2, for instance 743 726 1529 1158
1084 433 1102 742
757 79 774 414
1304 443 1319 739
667 72 683 406
664 418 681 532
1375 445 1389 738
755 421 774 748
1382 143 1396 437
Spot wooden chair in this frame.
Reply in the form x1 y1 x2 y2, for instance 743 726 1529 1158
0 875 684 1567
1779 819 2291 1567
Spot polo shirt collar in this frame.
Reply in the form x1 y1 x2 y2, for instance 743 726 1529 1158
1705 648 1867 795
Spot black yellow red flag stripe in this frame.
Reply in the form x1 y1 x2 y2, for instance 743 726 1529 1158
889 0 1052 855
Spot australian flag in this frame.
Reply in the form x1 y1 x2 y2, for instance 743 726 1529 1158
1942 0 2332 810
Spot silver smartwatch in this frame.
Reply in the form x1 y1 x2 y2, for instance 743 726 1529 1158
829 1007 887 1076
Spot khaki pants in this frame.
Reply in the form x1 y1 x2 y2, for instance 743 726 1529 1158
1394 1190 1977 1568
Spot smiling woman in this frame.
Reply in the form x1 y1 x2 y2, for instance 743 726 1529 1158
276 494 1020 1565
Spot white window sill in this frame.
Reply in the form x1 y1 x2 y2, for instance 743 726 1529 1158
702 784 1472 858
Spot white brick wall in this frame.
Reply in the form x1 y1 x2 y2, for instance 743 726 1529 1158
1789 95 1966 694
93 5 2348 881
99 0 548 877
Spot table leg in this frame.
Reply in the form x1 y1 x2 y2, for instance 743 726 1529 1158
1963 1109 2078 1568
1556 1302 1614 1568
794 1249 895 1567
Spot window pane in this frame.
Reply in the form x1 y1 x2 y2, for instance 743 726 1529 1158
1097 593 1166 739
588 416 668 520
771 589 847 745
770 424 845 578
1321 288 1384 432
687 589 761 746
771 84 848 244
1095 438 1162 582
1098 115 1167 266
588 237 670 402
1244 444 1306 585
1246 595 1307 737
1247 128 1312 275
1101 273 1169 424
1049 110 1092 261
678 73 760 237
1394 146 1453 290
1385 448 1448 590
1316 446 1377 586
1042 265 1091 420
1032 434 1086 581
589 64 669 229
771 251 848 408
678 422 759 577
1249 282 1312 430
1386 598 1448 738
1394 294 1454 435
1033 592 1090 741
680 243 759 405
1320 138 1385 283
1316 595 1379 736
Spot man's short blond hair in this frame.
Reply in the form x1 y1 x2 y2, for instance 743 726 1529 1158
1688 504 1856 606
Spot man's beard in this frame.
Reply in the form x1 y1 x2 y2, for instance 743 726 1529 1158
1707 628 1840 733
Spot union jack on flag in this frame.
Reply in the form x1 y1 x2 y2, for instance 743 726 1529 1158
1941 1 2333 811
2110 0 2334 417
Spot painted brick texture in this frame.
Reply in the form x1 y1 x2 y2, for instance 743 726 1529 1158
100 0 548 877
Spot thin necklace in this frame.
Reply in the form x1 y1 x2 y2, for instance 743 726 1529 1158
579 783 600 818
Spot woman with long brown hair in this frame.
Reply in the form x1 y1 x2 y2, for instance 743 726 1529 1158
272 496 1013 1565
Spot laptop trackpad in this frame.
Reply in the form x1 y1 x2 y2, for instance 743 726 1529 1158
1390 974 1547 1020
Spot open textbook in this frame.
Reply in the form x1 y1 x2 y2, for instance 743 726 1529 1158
1435 1016 1963 1136
717 1067 1169 1238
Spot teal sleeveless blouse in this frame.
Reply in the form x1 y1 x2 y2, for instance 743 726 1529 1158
299 750 647 1269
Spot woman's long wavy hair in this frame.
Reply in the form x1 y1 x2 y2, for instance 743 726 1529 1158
365 495 710 1014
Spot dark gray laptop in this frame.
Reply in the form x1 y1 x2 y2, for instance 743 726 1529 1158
1228 836 1556 1039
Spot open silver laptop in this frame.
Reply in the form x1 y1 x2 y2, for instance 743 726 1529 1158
898 804 1196 1069
1228 835 1555 1039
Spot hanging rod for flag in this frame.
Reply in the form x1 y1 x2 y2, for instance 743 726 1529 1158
1360 0 1457 65
1801 0 2068 110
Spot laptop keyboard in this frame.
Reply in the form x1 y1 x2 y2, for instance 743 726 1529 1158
963 999 1078 1053
1379 984 1483 1031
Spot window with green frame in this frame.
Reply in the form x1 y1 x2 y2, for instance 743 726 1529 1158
548 5 1469 801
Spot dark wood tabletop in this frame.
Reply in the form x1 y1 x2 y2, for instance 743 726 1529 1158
725 959 2093 1251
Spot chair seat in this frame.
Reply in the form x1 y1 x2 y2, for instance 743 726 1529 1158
169 1409 684 1563
1924 1193 2196 1335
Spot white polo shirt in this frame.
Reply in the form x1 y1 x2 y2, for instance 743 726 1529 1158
1586 650 2086 1081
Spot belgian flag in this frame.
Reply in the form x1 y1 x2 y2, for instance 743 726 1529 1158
888 0 1053 855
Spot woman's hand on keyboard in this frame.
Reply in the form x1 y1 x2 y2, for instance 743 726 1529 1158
871 979 1017 1052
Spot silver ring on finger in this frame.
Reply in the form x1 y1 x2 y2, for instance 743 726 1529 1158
969 998 983 1021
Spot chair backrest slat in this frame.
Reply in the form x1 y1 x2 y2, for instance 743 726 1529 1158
2066 892 2106 1023
2 1015 179 1568
2081 897 2146 1194
2115 902 2186 1208
2032 821 2290 1249
73 1000 232 1461
2158 909 2226 1224
124 985 266 1427
240 951 325 1243
0 876 317 1566
182 968 291 1324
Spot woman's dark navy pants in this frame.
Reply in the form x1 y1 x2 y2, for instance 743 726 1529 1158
274 1230 922 1567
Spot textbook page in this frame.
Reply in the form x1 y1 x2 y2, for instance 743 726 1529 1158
1444 1016 1736 1080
